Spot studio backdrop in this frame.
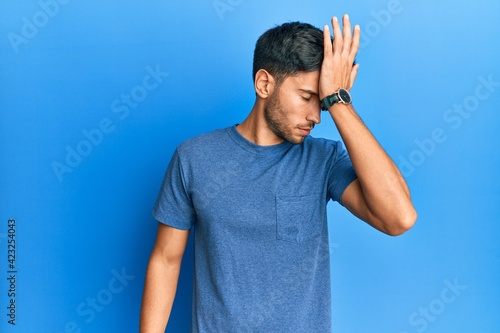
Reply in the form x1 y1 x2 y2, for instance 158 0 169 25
1 1 499 332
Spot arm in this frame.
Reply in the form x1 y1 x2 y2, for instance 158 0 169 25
320 15 417 236
335 104 416 235
140 223 190 332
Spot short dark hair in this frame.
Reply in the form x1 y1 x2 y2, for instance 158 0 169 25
252 22 324 85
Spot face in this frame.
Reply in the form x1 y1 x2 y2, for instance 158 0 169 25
264 71 321 144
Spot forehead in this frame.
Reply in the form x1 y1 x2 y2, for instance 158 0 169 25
282 71 320 92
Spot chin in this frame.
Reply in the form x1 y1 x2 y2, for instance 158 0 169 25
286 136 306 145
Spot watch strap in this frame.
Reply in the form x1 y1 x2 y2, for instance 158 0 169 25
321 93 340 111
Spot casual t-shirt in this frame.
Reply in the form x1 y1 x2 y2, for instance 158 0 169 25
153 125 357 333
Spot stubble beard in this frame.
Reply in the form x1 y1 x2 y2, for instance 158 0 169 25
264 89 304 145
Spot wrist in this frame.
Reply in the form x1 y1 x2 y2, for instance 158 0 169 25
320 88 352 111
320 87 339 101
327 103 357 122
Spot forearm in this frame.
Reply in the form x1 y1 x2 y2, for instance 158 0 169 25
330 103 416 228
140 252 181 333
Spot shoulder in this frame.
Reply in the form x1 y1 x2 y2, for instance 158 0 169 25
302 136 346 156
177 126 231 155
173 126 237 168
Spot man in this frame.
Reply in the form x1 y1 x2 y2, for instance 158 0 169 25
140 14 417 332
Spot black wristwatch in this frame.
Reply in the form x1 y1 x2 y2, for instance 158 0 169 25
321 88 352 111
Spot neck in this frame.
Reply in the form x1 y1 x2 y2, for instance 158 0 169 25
236 100 284 146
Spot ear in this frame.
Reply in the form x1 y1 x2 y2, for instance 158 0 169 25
254 69 276 99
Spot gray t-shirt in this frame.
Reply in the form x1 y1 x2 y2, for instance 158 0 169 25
153 125 357 332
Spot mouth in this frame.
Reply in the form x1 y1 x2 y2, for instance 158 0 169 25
298 127 312 136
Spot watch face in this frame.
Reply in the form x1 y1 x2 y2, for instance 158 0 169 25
338 88 352 104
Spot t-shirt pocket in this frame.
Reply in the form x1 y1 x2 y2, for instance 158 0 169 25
275 194 323 243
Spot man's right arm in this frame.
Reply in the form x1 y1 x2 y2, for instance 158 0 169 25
140 222 191 332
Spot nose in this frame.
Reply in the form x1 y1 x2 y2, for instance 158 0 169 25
306 106 321 125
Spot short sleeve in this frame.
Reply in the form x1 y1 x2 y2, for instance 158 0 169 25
327 141 358 205
152 149 196 229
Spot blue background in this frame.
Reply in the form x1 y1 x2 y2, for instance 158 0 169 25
1 0 499 332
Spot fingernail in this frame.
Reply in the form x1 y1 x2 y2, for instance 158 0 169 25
354 25 360 30
333 16 338 22
345 14 349 20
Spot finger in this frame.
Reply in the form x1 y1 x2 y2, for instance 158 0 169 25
342 14 352 54
349 24 361 61
323 24 333 56
349 63 359 89
331 16 342 53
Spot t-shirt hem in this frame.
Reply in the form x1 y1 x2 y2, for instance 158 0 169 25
152 210 193 230
336 173 358 207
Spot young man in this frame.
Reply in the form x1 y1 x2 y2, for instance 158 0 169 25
140 15 417 332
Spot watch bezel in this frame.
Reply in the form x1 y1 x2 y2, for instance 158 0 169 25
337 88 352 104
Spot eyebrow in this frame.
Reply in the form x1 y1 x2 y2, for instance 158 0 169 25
298 89 319 96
